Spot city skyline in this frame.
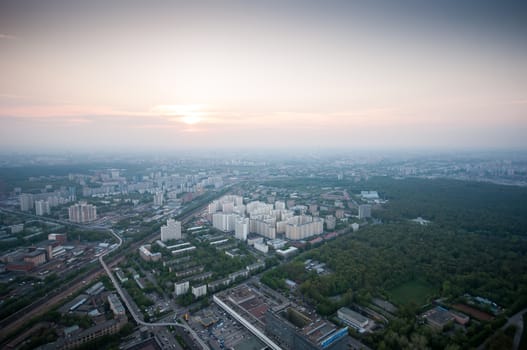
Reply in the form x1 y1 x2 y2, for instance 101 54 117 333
1 0 526 152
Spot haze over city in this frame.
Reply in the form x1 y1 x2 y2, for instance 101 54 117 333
2 3 527 349
1 0 526 152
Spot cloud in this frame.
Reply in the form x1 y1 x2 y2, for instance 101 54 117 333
0 93 26 99
0 33 16 40
508 99 527 105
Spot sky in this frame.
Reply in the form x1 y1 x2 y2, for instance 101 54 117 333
0 0 526 152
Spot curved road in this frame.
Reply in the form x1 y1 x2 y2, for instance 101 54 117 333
478 308 527 350
100 228 210 350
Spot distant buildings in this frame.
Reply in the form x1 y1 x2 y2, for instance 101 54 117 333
285 215 324 240
35 200 50 216
48 233 67 244
9 224 24 234
235 217 249 241
212 213 237 232
360 191 379 200
325 215 336 230
250 217 276 239
68 202 97 223
358 204 371 219
411 217 431 225
153 191 164 206
19 193 34 211
275 201 286 210
160 219 181 242
208 195 244 214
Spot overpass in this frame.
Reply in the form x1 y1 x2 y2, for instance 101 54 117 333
212 295 282 350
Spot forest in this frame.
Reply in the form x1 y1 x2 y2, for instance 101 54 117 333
263 176 527 236
261 176 527 349
263 223 527 312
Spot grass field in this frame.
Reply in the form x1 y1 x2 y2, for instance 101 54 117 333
388 280 436 306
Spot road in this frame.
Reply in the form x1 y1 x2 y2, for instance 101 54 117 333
0 264 105 341
99 228 210 349
0 191 227 349
478 308 527 350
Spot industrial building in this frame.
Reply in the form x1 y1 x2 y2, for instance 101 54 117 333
214 285 349 350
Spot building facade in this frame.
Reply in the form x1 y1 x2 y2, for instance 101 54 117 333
160 219 182 242
35 200 50 216
358 205 372 219
68 202 97 223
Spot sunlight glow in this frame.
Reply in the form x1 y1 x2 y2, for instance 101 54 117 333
181 115 202 125
151 104 206 125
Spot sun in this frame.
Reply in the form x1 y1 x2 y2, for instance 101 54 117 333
181 115 202 125
151 104 206 125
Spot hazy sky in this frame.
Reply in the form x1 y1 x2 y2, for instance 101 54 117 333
1 0 526 152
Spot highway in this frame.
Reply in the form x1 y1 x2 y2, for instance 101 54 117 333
100 227 210 350
3 188 237 343
0 190 230 348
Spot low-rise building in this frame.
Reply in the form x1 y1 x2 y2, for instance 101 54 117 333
267 238 287 249
254 242 269 254
421 306 454 330
108 293 126 317
24 250 47 267
139 244 161 262
276 246 299 259
115 269 128 283
337 307 369 330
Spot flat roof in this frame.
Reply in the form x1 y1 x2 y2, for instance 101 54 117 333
338 307 368 324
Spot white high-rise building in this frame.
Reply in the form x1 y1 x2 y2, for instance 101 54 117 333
358 204 372 219
325 215 336 230
19 194 34 211
174 281 190 296
285 215 324 240
246 201 274 217
68 202 97 223
235 218 249 241
275 201 286 210
35 200 50 216
212 213 237 232
250 217 276 239
160 219 182 242
208 195 244 214
153 191 164 206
